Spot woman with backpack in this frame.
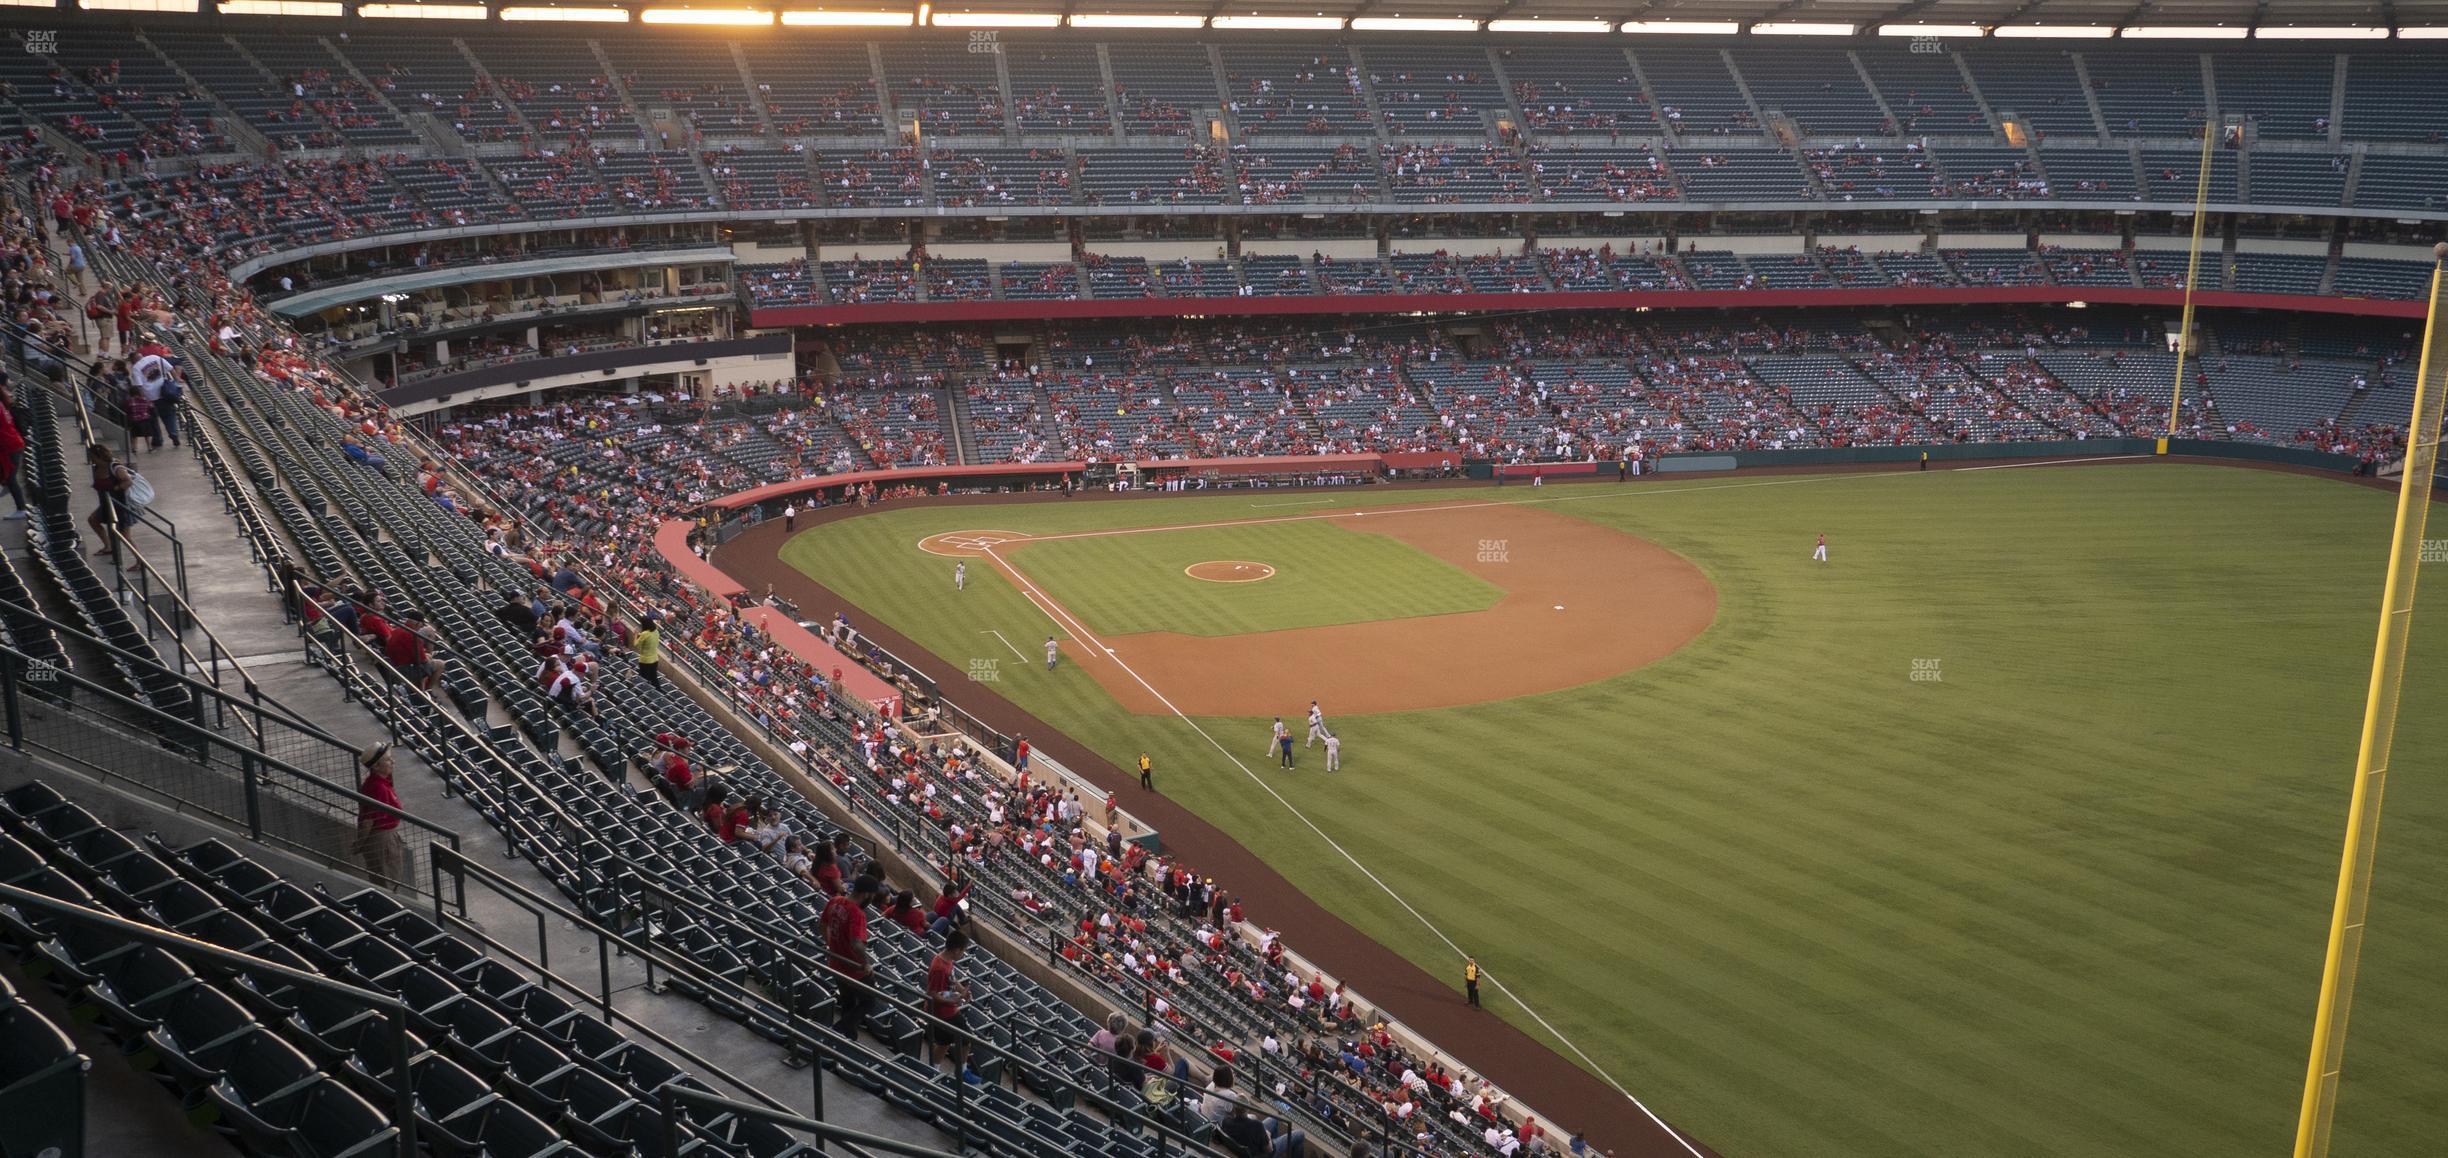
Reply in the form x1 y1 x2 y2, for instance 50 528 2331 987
84 442 137 560
121 375 157 449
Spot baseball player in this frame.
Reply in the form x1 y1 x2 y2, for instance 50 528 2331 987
1044 636 1059 670
955 561 966 590
1812 532 1829 563
1265 717 1288 759
1323 732 1341 772
1305 700 1328 748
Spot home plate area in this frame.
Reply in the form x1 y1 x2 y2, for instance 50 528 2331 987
1185 560 1278 583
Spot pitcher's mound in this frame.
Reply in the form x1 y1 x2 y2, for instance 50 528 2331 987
919 530 1029 557
1187 560 1277 584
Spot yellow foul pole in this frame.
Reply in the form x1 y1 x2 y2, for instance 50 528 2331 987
2291 246 2448 1158
2166 120 2220 441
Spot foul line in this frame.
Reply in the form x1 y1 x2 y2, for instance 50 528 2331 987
978 539 1709 1158
980 629 1026 661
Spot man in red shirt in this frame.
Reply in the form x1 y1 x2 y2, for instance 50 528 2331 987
382 610 441 690
352 744 405 886
823 874 884 1039
925 929 974 1075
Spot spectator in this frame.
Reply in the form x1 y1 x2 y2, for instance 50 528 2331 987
83 443 133 561
496 588 541 636
383 609 442 691
0 381 26 520
128 338 182 450
823 873 884 1038
1217 1101 1306 1157
352 743 405 887
634 614 663 686
924 927 975 1076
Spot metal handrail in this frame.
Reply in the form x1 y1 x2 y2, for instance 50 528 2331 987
424 844 803 1120
0 624 461 871
0 881 420 1157
57 217 1436 1155
620 868 1245 1158
1 315 183 550
658 1086 956 1158
103 526 278 728
0 592 360 778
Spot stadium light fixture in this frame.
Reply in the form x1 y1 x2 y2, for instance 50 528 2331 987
77 0 200 11
220 0 342 12
642 6 775 23
2399 26 2448 37
780 8 914 24
931 10 1061 25
1351 17 1478 31
359 2 491 17
2120 25 2248 38
1211 14 1342 29
1876 23 1986 37
1752 21 1855 35
1069 12 1203 27
0 0 55 7
1487 19 1610 33
500 4 631 19
1620 20 1737 34
1991 24 2115 38
2255 25 2389 39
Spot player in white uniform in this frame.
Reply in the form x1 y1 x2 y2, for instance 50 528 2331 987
1812 532 1828 563
1044 636 1059 670
1265 717 1288 757
955 561 966 590
1305 701 1328 748
1323 733 1342 772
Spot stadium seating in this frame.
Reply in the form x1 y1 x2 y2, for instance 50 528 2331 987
1502 44 1659 137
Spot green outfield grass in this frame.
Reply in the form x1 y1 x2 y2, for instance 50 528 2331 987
997 520 1500 636
780 466 2448 1158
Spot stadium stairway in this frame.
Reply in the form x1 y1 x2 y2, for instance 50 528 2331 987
0 354 955 1152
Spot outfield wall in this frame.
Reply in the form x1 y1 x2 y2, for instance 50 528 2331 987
1656 439 2369 473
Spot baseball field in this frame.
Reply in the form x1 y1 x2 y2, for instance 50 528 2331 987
760 462 2448 1158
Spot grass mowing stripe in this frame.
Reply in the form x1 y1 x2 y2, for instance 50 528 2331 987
783 466 2448 1158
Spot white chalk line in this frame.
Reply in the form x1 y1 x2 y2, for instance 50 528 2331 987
980 629 1027 661
979 538 1709 1157
952 457 2152 1154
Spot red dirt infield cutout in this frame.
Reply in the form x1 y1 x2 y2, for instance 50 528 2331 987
1185 560 1277 583
999 500 1716 717
917 529 1028 557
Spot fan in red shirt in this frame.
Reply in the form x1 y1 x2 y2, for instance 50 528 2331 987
381 610 439 690
923 929 973 1074
822 875 883 1039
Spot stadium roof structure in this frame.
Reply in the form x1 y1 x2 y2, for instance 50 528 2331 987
45 0 2448 36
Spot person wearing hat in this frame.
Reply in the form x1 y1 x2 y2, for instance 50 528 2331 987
353 743 406 887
